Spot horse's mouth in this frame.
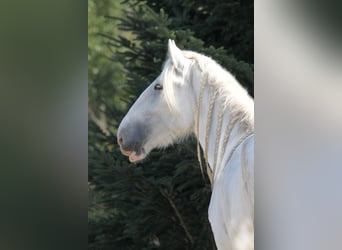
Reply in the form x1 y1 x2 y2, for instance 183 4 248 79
121 148 146 163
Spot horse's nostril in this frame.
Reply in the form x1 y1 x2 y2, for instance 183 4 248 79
118 136 123 145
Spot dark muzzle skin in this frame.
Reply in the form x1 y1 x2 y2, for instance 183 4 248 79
117 120 150 157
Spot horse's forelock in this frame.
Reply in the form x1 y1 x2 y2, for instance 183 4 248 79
161 59 193 112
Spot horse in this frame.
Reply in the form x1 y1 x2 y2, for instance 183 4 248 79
117 40 254 250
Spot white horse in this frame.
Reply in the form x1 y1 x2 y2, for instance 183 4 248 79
117 40 254 250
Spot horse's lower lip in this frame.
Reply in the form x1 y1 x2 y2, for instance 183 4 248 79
128 151 145 162
120 148 146 162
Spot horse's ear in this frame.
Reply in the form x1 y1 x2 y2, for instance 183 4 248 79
168 39 185 69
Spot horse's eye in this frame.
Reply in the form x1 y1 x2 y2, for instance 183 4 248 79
154 83 163 90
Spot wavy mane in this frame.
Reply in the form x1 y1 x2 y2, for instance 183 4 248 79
161 50 254 129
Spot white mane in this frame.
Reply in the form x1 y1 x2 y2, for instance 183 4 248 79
161 50 254 131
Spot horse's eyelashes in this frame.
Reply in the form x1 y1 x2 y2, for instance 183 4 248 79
154 83 163 90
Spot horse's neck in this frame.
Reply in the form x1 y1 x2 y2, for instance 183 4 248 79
195 79 253 179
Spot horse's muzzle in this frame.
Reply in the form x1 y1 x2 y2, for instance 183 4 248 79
118 142 146 162
117 127 147 162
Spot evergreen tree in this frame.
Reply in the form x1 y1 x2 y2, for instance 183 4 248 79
89 1 253 249
145 0 254 64
88 0 126 134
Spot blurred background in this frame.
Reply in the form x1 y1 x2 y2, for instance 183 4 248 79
256 1 342 250
88 0 253 249
0 1 87 250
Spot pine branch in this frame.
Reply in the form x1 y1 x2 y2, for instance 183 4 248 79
88 106 110 136
159 187 194 245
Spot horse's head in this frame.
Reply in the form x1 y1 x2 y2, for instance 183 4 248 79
117 40 197 162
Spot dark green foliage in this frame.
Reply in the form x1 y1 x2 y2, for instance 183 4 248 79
89 0 253 249
89 129 214 249
145 0 254 64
